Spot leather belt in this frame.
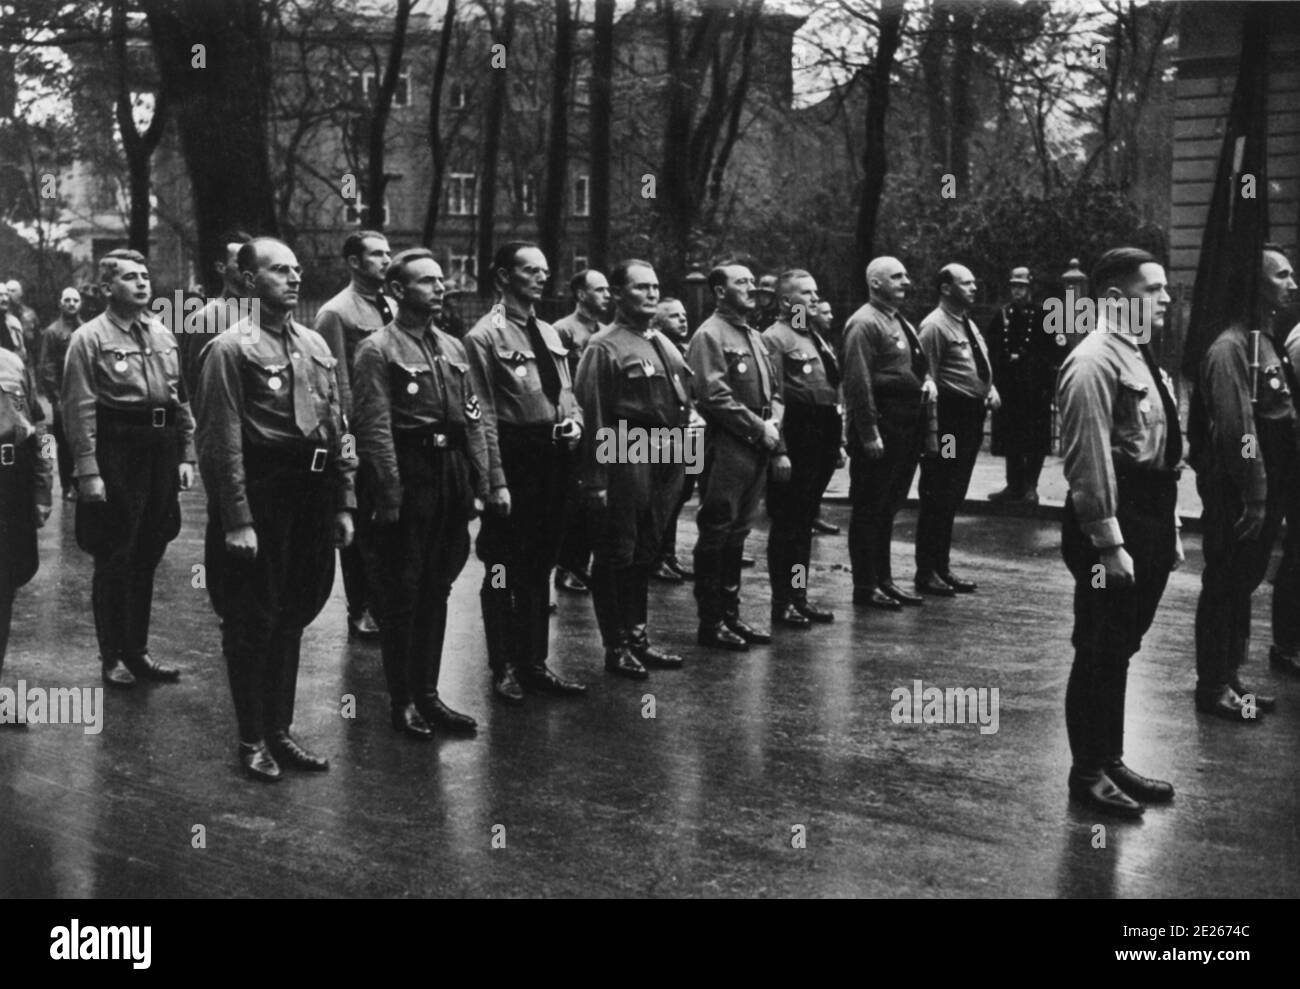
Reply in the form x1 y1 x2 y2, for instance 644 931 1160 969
0 443 13 466
97 404 177 428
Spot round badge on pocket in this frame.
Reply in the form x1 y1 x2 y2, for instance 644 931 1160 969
268 375 283 390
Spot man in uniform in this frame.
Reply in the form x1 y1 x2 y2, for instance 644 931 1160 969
553 268 611 595
842 256 937 610
1190 245 1296 721
687 262 788 650
985 267 1058 503
1057 247 1182 818
810 298 842 537
4 280 39 357
653 297 698 581
915 263 999 595
0 340 52 727
351 249 487 739
315 229 394 641
196 236 356 782
751 273 779 331
62 249 195 688
183 229 254 400
0 283 27 359
575 259 690 679
762 269 840 627
464 242 586 704
38 287 83 499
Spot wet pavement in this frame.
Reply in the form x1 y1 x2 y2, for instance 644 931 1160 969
1 482 1297 899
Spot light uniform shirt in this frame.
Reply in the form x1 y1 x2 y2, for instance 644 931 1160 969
762 318 838 408
1057 320 1175 549
60 309 196 478
840 299 932 439
685 309 784 453
918 305 992 401
0 348 53 509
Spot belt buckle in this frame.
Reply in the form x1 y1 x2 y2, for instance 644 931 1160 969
0 443 13 466
432 433 448 449
551 423 566 443
151 407 167 428
310 447 327 472
760 405 772 420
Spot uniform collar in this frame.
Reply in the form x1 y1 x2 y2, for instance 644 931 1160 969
867 298 898 319
103 307 148 335
395 314 436 341
500 298 535 325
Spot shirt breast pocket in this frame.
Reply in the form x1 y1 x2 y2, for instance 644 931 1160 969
96 343 144 384
722 347 751 382
389 361 432 403
1117 374 1156 444
244 357 291 402
310 353 341 412
784 350 815 378
495 348 541 395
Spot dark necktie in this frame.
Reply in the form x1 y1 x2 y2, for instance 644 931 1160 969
745 328 772 404
896 313 926 374
648 329 689 410
372 294 393 324
526 316 562 407
810 327 840 388
1139 342 1182 468
963 316 991 384
0 318 17 354
288 328 321 437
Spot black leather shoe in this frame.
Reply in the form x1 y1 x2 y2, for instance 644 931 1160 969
811 516 840 535
987 486 1023 503
1269 646 1300 677
772 602 812 629
269 730 330 771
555 568 589 594
698 621 748 651
518 664 587 696
634 643 684 669
1068 769 1144 819
606 647 649 680
937 571 977 593
1107 761 1174 803
101 656 137 689
1195 685 1258 722
348 609 381 640
854 586 901 610
794 600 835 623
122 651 181 682
741 556 755 568
492 666 525 705
423 695 478 733
239 741 282 783
391 702 434 740
915 572 956 597
880 581 924 606
1021 490 1039 505
668 556 694 580
725 615 771 644
1231 682 1276 713
652 559 686 583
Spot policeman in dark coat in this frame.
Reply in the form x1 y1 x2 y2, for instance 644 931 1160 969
1058 247 1182 818
351 249 489 739
841 256 936 611
61 249 196 688
1189 245 1297 722
762 269 840 627
0 345 52 725
463 242 586 705
196 237 356 782
985 266 1060 503
575 259 690 679
687 262 788 651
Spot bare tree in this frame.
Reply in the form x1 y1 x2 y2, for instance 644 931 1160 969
537 0 572 285
421 0 459 244
112 0 166 254
476 0 516 297
363 0 412 231
588 0 614 272
853 0 905 290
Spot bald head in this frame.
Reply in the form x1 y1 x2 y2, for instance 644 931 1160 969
866 256 910 308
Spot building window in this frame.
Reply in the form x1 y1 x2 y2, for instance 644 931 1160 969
447 172 476 216
93 175 119 212
350 70 410 108
573 174 590 217
572 254 589 274
446 253 477 292
518 176 536 215
449 82 467 109
345 197 390 226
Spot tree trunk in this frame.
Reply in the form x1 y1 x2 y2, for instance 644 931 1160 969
588 0 615 273
114 0 166 256
142 0 278 294
947 3 975 189
538 0 573 285
422 0 458 245
365 0 412 232
476 0 516 297
919 1 949 179
853 0 905 298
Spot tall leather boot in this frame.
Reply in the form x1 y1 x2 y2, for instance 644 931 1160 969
482 581 523 704
627 565 681 669
722 542 770 644
593 562 644 678
695 547 745 650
